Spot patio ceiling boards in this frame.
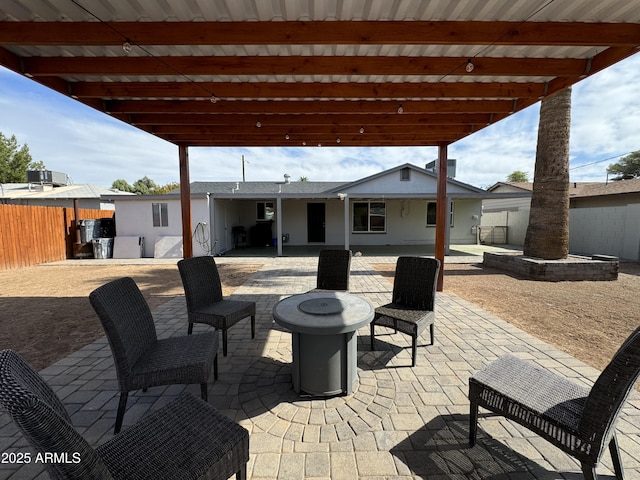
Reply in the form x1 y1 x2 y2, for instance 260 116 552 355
2 0 640 148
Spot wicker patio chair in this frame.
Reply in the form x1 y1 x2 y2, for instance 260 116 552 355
370 256 440 366
89 276 218 434
178 255 256 356
469 325 640 480
0 349 249 480
314 249 352 291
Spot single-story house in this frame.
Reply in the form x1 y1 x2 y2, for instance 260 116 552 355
481 179 640 261
104 163 491 258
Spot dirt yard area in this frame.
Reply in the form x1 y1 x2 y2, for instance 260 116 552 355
0 263 261 370
374 261 640 371
2 260 639 372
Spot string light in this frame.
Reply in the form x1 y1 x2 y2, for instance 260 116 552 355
465 59 475 73
285 133 290 140
256 121 262 128
397 104 404 114
122 38 133 53
359 126 365 134
336 137 341 144
210 94 220 104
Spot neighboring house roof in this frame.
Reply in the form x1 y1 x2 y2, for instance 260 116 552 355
487 180 640 199
568 178 640 198
487 182 534 193
0 183 133 200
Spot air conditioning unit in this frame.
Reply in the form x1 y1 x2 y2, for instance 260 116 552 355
27 170 68 186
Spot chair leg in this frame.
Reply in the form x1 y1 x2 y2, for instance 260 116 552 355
609 434 624 479
469 400 478 447
581 463 597 480
200 383 208 402
251 315 256 339
411 335 417 367
222 329 228 356
236 464 247 480
187 323 194 335
430 323 435 345
114 391 128 434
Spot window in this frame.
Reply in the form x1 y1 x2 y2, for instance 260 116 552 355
400 167 411 181
152 203 169 227
426 201 454 227
256 201 275 221
353 201 386 233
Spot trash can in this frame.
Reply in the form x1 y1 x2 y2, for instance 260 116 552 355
79 219 101 243
92 238 114 259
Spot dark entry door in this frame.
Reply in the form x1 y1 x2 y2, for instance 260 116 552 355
307 203 326 243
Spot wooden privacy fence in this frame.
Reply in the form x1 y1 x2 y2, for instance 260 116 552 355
0 204 115 270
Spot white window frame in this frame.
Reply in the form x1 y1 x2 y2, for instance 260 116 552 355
426 201 454 227
352 201 386 233
152 202 169 227
256 201 275 221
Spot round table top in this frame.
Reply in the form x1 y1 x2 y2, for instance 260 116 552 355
273 291 374 335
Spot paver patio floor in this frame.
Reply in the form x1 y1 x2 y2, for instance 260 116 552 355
2 253 639 479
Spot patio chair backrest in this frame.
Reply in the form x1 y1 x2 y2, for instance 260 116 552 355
178 256 224 310
578 325 640 453
392 257 440 310
89 277 158 389
316 249 352 290
0 349 113 480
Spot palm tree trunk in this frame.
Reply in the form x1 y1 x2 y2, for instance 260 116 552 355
523 87 571 260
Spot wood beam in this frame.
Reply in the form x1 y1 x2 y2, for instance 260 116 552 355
126 113 502 126
2 21 640 47
22 55 586 77
178 145 193 259
435 143 448 292
104 99 521 115
73 81 545 99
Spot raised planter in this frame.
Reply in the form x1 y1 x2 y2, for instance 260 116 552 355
483 252 618 282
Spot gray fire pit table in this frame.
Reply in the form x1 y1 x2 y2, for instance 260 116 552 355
273 291 374 396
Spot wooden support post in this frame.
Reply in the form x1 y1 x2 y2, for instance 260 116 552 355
435 142 448 291
179 144 193 259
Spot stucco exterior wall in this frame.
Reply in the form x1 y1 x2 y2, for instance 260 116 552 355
114 197 209 257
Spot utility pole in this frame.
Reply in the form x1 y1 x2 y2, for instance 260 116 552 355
242 155 246 182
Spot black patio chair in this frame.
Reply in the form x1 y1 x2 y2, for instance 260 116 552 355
0 349 249 480
314 249 352 291
468 324 640 480
89 276 218 434
178 255 256 356
370 256 440 366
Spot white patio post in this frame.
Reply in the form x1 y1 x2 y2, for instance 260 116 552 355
276 196 283 256
342 194 349 251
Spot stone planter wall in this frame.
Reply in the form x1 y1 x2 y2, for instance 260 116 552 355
483 252 619 281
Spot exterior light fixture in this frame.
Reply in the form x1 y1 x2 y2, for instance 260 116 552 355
465 59 475 73
122 39 133 54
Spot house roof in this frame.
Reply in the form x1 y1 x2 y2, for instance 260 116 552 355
0 183 132 200
184 163 487 198
2 1 639 148
487 179 640 198
569 178 640 198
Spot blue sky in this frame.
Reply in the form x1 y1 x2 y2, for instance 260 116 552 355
1 51 639 189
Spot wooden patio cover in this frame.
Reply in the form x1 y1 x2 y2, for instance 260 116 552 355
2 0 640 287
